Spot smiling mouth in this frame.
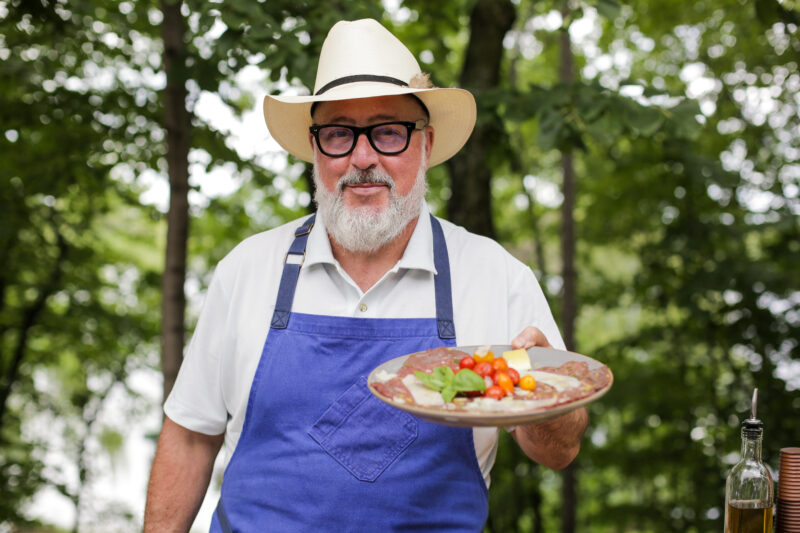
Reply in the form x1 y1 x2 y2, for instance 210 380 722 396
347 182 387 188
344 183 389 197
337 170 395 193
338 180 393 196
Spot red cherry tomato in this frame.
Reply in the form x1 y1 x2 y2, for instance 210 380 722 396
474 362 494 378
506 368 520 386
484 385 505 400
493 372 515 395
491 357 509 372
458 356 476 370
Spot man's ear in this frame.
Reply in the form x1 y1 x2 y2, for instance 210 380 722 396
424 127 434 167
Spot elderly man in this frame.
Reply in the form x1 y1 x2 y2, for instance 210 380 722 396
144 18 588 532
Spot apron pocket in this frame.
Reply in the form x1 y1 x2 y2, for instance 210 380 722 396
308 376 418 482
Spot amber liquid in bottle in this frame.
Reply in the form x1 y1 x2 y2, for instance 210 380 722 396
725 501 773 533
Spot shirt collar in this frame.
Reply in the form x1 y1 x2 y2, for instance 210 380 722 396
304 202 437 275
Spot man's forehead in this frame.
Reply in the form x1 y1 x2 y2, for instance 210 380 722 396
312 94 428 123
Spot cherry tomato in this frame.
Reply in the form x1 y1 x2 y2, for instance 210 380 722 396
484 385 505 400
458 356 476 370
506 368 520 386
494 372 514 395
473 347 494 363
474 362 494 378
519 375 537 391
491 357 509 373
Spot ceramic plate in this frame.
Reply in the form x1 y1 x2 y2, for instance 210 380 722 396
367 345 613 427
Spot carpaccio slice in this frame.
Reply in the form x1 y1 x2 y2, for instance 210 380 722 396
372 346 612 414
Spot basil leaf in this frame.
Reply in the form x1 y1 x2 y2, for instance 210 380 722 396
441 384 457 403
414 370 445 391
414 366 477 404
453 368 486 392
433 365 455 383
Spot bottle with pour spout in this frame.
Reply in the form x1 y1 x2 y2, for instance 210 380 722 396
724 388 774 533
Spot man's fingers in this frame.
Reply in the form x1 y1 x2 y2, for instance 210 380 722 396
511 326 552 350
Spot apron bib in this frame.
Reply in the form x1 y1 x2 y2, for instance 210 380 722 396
211 215 488 532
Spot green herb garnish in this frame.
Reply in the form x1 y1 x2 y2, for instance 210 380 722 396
414 366 486 402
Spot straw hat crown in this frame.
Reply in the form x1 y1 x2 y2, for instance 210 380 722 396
263 19 476 167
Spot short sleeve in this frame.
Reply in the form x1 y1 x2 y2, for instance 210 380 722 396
164 267 231 435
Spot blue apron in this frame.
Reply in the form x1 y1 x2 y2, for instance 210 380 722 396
211 214 488 532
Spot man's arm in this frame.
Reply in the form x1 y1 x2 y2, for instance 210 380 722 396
144 415 224 533
511 407 588 470
507 326 590 470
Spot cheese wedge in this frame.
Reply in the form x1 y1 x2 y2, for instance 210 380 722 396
503 348 531 371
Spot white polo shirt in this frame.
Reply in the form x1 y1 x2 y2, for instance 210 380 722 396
165 203 565 487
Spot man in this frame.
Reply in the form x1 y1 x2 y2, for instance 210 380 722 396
144 18 588 532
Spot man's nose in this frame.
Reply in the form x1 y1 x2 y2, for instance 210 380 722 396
349 131 379 169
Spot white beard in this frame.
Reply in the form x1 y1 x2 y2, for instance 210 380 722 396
313 142 428 253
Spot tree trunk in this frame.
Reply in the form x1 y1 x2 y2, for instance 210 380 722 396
560 151 578 533
446 0 516 237
559 4 579 533
160 0 191 402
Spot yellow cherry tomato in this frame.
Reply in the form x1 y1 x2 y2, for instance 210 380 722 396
519 375 537 391
473 346 494 364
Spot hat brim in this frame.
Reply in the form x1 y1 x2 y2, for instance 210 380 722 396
263 83 476 167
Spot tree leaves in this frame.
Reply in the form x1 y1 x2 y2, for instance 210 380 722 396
594 0 622 21
504 81 698 153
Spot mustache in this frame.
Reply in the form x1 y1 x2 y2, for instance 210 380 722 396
336 170 395 192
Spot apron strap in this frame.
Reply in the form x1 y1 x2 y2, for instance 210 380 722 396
429 215 455 339
270 214 315 329
270 213 455 340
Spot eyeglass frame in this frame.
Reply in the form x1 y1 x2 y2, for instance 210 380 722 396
309 119 428 158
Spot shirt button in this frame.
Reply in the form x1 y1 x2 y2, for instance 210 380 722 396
359 303 368 312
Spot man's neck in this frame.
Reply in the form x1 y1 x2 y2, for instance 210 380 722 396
329 216 420 293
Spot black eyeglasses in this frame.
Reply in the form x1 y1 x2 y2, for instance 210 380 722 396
309 120 427 158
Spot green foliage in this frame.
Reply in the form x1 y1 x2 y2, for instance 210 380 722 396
501 81 700 153
187 0 383 91
469 0 798 530
0 411 44 524
1 0 163 527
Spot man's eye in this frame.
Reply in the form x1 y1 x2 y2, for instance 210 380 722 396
373 125 404 139
321 127 352 141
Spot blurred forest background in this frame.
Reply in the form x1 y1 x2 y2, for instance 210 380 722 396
1 0 798 531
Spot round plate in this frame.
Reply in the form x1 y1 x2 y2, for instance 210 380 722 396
367 345 614 427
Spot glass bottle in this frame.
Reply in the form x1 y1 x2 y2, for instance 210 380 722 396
724 389 774 533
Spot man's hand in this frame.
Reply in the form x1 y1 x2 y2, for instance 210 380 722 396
511 326 553 350
144 416 224 533
508 327 589 470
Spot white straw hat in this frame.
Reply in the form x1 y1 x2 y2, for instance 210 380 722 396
262 19 476 167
